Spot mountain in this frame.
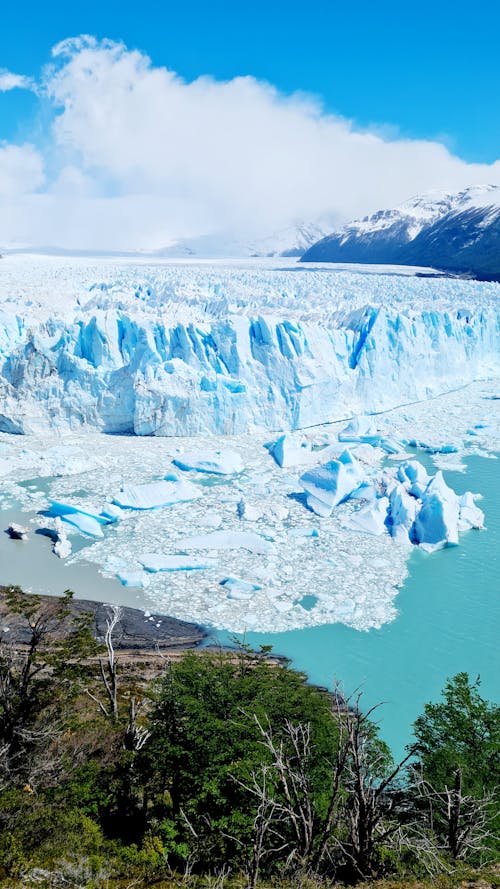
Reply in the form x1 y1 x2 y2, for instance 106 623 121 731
301 186 500 280
155 220 336 258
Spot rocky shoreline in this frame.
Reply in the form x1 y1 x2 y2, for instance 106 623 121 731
0 586 207 653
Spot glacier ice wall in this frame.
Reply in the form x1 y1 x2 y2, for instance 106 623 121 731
0 258 499 436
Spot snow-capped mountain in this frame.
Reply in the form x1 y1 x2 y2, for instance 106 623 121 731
154 220 337 258
301 185 500 280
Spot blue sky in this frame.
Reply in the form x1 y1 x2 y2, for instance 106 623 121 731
0 1 499 250
1 0 499 162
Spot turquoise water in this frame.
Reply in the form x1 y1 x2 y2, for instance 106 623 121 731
215 455 500 759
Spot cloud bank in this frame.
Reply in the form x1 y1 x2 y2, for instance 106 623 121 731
1 36 500 251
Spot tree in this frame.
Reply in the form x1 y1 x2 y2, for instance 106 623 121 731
412 673 500 861
0 585 95 786
143 649 340 871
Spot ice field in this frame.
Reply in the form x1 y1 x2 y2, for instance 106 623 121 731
0 256 499 633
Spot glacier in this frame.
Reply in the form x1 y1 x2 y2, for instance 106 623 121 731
0 256 499 635
0 255 499 437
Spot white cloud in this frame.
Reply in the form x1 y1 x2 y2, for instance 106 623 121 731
0 143 45 197
0 36 499 250
0 70 35 92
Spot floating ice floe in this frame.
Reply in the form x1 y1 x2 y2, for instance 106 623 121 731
6 523 29 540
113 476 200 509
300 450 367 517
173 449 243 475
138 554 217 572
116 569 148 587
267 434 313 468
46 500 110 538
408 438 460 454
181 530 275 555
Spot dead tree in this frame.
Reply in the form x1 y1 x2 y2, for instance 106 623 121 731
415 766 496 861
336 691 415 880
86 605 121 720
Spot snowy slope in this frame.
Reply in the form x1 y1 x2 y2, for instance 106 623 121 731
154 221 335 258
0 255 498 437
302 185 500 280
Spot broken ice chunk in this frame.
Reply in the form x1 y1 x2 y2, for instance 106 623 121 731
267 434 312 468
173 449 243 475
458 492 485 531
113 476 200 509
181 530 274 555
300 450 366 517
138 554 217 572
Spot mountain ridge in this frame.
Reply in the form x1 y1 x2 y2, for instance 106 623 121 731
301 185 500 280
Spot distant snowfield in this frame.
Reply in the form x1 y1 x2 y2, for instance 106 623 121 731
0 256 499 632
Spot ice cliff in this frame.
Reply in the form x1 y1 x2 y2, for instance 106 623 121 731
0 257 499 436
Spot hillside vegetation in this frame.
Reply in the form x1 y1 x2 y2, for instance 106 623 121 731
0 586 498 888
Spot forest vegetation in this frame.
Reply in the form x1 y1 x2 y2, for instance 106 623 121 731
0 586 498 889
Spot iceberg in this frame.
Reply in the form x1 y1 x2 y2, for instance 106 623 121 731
411 471 460 550
46 500 109 538
173 449 243 474
181 530 275 555
53 517 72 558
387 483 419 543
113 477 200 509
396 460 430 498
458 491 485 531
300 450 366 517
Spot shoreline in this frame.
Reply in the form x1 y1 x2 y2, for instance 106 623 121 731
0 585 207 656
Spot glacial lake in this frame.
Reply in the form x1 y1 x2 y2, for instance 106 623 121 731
216 454 500 758
1 453 498 759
